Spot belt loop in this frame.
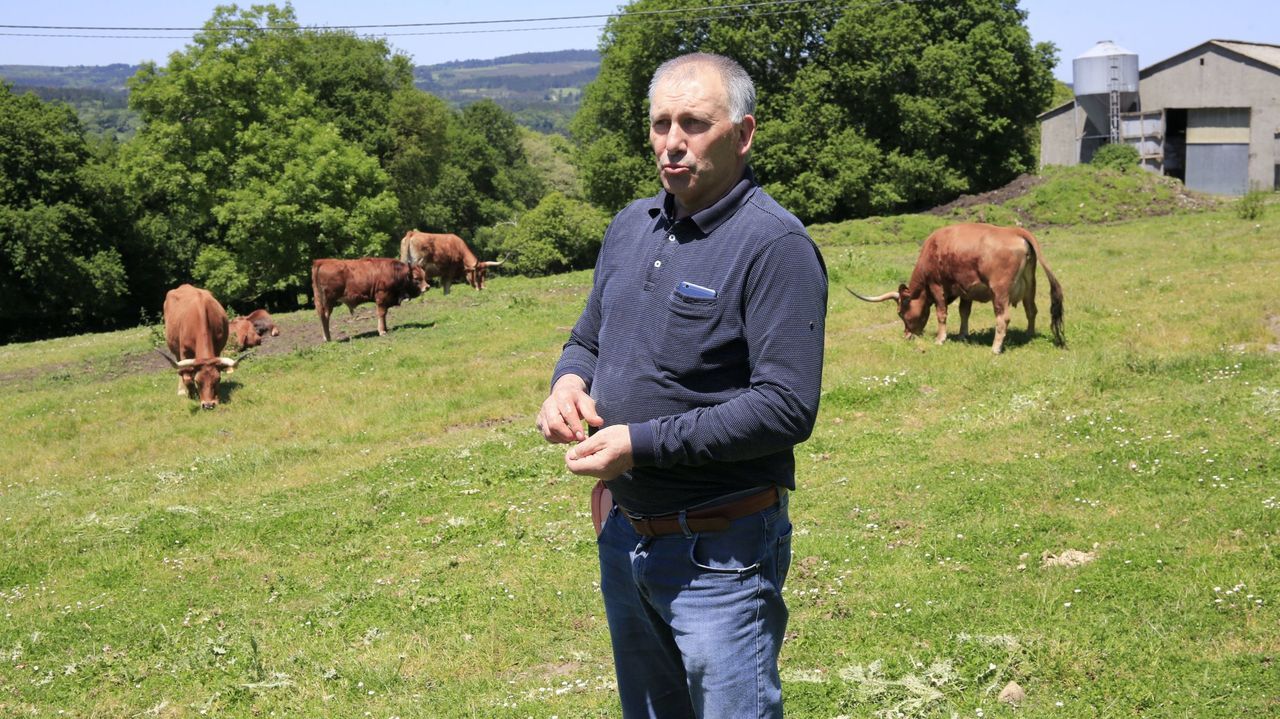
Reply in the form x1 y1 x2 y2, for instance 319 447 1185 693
677 510 693 538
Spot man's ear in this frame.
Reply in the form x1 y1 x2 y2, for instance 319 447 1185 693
737 114 756 157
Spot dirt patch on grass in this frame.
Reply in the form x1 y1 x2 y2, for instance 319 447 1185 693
927 173 1045 215
0 305 384 388
1267 313 1280 353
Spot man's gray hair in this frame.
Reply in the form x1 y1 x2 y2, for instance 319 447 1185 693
649 53 756 123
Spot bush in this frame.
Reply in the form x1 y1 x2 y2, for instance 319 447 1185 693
1090 143 1140 171
1236 190 1267 221
499 193 610 276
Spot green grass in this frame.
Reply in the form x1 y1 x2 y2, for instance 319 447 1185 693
2 197 1278 717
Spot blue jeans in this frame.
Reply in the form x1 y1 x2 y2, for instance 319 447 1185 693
597 492 793 719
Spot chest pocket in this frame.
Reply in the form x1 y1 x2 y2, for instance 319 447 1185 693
656 292 742 381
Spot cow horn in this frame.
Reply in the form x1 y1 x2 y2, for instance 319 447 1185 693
479 260 504 267
846 287 900 302
174 359 196 369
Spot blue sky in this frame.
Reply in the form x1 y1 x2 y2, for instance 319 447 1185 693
0 0 1274 80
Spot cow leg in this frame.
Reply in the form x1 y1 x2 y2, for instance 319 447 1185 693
992 297 1011 354
442 278 452 295
317 305 332 342
932 291 949 345
376 305 389 336
1024 272 1038 336
177 375 188 396
958 299 973 341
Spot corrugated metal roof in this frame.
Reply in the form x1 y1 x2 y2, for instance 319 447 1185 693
1211 40 1280 71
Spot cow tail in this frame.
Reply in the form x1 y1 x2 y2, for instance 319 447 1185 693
1021 229 1066 348
399 232 412 265
310 262 325 313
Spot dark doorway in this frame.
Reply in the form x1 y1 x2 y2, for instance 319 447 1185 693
1164 109 1187 182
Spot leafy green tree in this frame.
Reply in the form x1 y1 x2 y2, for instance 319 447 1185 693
204 104 400 301
386 88 453 232
406 99 545 239
574 0 1055 221
122 4 409 306
498 192 610 276
521 127 581 199
0 83 130 341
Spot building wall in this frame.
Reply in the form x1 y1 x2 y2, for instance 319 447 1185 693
1039 105 1079 168
1140 46 1280 192
1038 43 1280 192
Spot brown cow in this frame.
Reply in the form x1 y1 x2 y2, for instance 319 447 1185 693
160 284 240 409
399 230 503 294
246 309 280 337
227 308 279 350
849 223 1065 354
228 317 262 350
311 258 429 341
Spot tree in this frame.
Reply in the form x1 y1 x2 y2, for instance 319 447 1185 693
203 104 400 301
402 99 545 240
497 192 610 276
386 88 453 233
574 0 1056 221
521 127 581 199
121 4 410 307
0 83 130 342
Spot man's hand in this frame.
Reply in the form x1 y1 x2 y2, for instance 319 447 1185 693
536 374 603 443
564 424 634 480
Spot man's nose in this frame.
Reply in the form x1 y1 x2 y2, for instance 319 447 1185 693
660 125 687 154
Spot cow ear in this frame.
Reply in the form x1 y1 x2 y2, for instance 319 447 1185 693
897 283 908 294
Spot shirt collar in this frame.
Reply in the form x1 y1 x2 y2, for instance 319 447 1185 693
647 167 758 234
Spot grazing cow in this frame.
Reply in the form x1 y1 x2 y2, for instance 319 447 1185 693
160 284 240 409
849 223 1065 354
399 230 503 294
311 258 429 341
246 309 280 337
228 317 262 350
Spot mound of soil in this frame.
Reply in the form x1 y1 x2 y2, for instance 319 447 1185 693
927 170 1219 224
927 173 1044 216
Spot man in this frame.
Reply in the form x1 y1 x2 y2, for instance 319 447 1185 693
536 52 826 718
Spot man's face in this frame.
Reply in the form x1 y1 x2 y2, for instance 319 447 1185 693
649 65 755 216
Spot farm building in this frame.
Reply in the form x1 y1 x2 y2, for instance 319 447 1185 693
1039 39 1280 195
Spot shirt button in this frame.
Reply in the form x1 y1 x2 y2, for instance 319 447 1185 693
653 260 662 268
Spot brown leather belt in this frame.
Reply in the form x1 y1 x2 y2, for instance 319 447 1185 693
624 486 781 537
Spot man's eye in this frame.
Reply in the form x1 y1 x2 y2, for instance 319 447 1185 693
652 120 670 133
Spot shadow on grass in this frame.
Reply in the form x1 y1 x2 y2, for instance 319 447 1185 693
332 322 437 343
953 327 1037 351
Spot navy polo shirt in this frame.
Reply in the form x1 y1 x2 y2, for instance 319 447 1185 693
553 170 827 515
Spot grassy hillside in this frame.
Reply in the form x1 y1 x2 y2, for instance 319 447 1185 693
1 192 1277 716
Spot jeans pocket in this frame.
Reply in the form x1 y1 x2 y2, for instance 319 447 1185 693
686 519 765 576
775 522 794 587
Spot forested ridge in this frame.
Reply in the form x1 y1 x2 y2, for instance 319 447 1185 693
1 0 1057 344
3 49 600 137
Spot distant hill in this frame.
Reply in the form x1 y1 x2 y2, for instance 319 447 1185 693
0 64 141 139
0 50 599 137
0 62 139 89
413 49 599 134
